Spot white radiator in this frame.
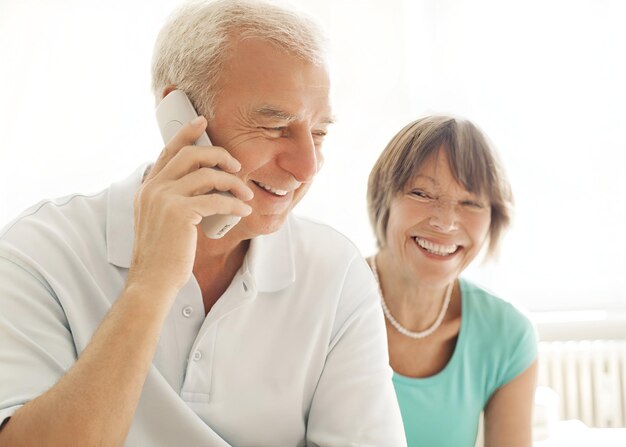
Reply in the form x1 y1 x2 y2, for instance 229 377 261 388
538 340 626 428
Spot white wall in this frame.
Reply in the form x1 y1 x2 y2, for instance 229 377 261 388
401 0 626 312
1 0 624 312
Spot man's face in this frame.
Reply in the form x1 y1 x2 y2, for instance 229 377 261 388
206 37 332 240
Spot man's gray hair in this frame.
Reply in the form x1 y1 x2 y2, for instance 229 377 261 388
151 0 328 118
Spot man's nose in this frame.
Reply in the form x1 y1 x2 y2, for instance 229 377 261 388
429 200 459 232
279 132 321 183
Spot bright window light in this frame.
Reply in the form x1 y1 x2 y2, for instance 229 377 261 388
1 0 624 313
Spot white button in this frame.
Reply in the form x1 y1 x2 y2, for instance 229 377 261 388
182 306 193 318
192 350 202 361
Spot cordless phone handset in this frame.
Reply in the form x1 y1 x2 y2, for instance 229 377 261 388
156 90 240 239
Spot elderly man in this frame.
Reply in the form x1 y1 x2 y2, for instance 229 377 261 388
0 0 405 445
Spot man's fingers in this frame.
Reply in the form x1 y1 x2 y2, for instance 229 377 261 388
187 194 253 220
175 167 254 202
158 145 242 182
149 116 217 180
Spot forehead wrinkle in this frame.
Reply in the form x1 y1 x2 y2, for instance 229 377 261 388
411 174 480 198
412 174 437 185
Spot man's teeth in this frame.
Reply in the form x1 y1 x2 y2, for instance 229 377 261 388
255 181 288 196
415 237 458 256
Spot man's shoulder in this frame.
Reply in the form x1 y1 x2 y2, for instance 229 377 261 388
0 165 143 259
1 190 108 239
0 189 110 269
287 214 362 258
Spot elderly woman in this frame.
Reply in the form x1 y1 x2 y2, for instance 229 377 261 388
367 116 537 446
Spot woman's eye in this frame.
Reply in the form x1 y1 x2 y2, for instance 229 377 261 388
410 190 433 200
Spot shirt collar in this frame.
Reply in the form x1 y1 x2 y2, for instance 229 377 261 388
244 215 296 293
106 164 147 268
106 164 296 292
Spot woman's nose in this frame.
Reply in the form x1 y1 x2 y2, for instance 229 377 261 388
429 200 459 232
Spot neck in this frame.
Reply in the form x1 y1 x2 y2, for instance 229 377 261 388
193 227 250 314
374 250 456 332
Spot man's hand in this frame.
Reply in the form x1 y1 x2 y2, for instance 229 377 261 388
128 116 254 297
0 116 255 446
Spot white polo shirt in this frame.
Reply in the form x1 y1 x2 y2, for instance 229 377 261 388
0 165 406 446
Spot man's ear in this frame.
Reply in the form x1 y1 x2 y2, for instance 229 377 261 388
161 85 178 100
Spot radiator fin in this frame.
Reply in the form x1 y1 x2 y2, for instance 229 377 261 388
538 340 626 428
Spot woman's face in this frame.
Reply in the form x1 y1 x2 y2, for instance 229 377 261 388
383 148 492 287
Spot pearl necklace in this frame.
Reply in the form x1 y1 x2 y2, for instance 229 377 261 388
367 256 452 339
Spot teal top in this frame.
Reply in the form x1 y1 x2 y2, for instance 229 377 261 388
393 278 537 447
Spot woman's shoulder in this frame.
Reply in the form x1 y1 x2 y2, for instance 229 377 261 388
459 277 537 359
460 277 532 329
460 277 537 387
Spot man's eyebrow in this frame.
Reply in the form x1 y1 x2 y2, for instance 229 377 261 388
320 115 336 125
254 106 336 125
254 106 298 122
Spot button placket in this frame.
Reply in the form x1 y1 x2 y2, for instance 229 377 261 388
166 276 205 394
181 271 256 403
181 325 217 403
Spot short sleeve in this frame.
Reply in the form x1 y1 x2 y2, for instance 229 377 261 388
497 302 538 386
0 246 77 425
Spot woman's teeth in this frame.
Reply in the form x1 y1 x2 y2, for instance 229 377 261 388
254 181 288 196
415 237 458 256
